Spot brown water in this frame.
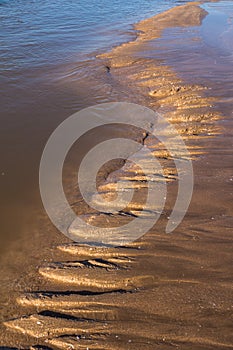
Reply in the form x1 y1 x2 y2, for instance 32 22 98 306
1 0 196 253
1 0 231 252
0 1 233 349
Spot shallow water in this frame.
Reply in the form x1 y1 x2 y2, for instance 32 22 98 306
151 1 233 110
0 0 233 347
0 0 196 70
0 0 198 253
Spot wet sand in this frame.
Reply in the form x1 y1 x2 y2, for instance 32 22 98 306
0 1 233 349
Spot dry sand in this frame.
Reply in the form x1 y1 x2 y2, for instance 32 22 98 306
1 1 232 349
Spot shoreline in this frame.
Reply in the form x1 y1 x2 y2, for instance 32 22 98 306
99 2 222 143
1 1 233 348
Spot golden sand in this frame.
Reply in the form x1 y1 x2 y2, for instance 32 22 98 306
1 2 233 349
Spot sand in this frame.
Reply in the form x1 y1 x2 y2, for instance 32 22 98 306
1 1 233 349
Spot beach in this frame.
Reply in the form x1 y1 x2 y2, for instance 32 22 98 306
0 0 233 348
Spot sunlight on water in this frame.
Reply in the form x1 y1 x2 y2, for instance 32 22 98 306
0 0 195 70
202 2 233 56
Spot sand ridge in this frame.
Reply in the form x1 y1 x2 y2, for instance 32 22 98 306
1 1 233 349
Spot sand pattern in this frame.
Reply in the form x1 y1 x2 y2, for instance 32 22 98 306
2 2 233 349
2 235 233 349
3 242 158 349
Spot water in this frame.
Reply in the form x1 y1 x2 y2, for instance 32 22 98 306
202 2 233 54
0 0 194 70
0 0 197 254
0 0 232 251
147 1 233 113
0 0 233 339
